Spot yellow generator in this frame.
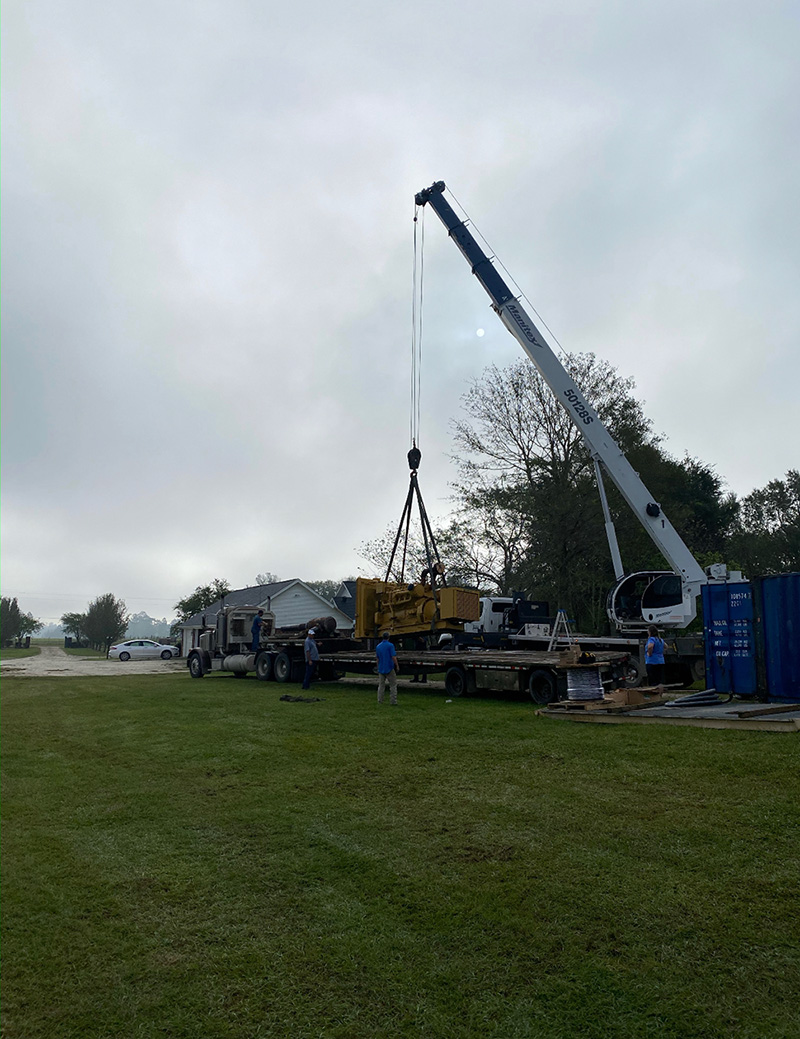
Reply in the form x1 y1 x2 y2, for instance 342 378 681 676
354 578 480 639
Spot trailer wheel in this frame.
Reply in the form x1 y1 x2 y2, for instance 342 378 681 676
623 657 644 688
273 651 293 683
188 653 204 679
256 652 274 682
445 666 468 697
528 669 557 705
690 658 706 683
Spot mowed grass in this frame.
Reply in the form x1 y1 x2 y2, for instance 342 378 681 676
0 646 41 659
2 674 799 1039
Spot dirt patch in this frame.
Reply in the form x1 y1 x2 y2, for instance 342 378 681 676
1 644 186 678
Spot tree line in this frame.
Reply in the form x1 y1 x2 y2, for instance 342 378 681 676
362 354 799 632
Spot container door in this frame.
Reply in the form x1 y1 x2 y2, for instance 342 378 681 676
760 573 800 702
702 582 756 695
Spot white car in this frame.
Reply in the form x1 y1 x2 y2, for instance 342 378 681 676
108 640 179 661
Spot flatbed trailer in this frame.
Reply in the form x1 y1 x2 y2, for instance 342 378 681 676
312 647 626 704
186 604 628 705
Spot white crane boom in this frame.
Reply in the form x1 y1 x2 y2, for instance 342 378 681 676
415 181 707 628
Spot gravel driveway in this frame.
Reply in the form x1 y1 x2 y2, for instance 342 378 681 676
1 644 186 678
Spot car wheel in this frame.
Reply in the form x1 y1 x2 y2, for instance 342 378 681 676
273 651 292 683
528 668 557 705
444 666 468 697
161 650 173 660
256 652 274 681
188 653 204 679
119 652 131 662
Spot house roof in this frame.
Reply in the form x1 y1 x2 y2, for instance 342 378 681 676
333 580 358 621
180 581 295 628
179 579 354 629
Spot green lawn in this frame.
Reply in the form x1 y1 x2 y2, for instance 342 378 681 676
63 646 108 658
2 673 798 1039
0 645 41 659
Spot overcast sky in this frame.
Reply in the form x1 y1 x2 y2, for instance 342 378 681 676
2 0 798 623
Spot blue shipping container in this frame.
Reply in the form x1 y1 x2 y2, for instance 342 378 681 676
702 582 757 695
756 572 800 702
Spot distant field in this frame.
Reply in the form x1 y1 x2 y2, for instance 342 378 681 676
3 672 798 1038
0 646 41 660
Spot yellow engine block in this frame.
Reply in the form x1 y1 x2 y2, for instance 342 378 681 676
354 578 480 639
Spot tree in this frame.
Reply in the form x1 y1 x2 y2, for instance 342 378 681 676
61 611 88 646
254 572 280 586
1 597 22 646
449 355 659 628
732 470 800 575
19 612 43 639
448 354 737 630
84 594 129 652
173 579 231 623
0 598 42 645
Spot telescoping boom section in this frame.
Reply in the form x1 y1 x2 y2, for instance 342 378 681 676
415 181 707 628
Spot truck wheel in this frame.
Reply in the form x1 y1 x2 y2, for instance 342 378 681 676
188 653 204 679
445 666 468 697
690 658 706 683
528 669 557 705
256 652 274 681
624 658 644 688
273 651 292 683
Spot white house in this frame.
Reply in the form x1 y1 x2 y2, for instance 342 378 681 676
178 579 354 657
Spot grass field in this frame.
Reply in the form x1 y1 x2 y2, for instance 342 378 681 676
3 672 798 1038
0 645 41 659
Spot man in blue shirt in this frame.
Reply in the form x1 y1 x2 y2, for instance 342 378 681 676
376 631 399 705
302 629 320 690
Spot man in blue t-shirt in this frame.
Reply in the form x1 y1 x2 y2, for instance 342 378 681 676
375 631 399 705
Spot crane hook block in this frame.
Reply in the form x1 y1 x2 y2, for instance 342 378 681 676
408 446 422 471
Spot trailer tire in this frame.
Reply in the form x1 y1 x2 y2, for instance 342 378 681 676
528 669 557 705
623 657 644 688
445 666 468 698
690 658 706 683
256 652 274 682
188 653 205 679
273 651 293 683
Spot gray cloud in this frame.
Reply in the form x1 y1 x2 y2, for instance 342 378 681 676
2 0 798 621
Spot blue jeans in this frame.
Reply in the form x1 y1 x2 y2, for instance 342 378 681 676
302 661 317 690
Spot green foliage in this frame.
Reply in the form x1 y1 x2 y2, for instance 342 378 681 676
3 674 799 1038
173 579 231 623
448 355 741 629
60 611 88 645
83 593 129 652
1 597 42 646
732 469 800 575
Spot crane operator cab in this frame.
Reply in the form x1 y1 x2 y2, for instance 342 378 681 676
606 571 690 631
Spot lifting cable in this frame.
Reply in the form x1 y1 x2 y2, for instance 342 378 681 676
384 203 446 600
